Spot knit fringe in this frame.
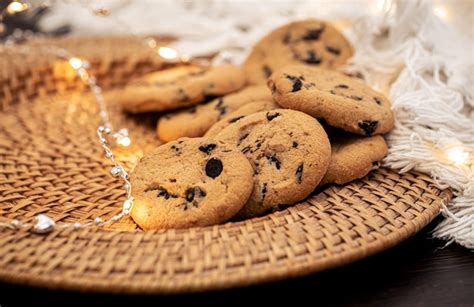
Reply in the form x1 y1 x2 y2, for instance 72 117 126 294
346 0 473 248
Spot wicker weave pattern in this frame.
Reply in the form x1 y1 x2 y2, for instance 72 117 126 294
0 37 451 293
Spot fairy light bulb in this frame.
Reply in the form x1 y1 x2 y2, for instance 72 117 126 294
433 5 449 21
447 146 469 165
158 46 178 60
113 128 131 147
117 136 131 147
68 57 84 70
6 1 29 15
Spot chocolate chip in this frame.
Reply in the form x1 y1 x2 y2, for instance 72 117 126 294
282 32 291 44
238 133 249 143
170 178 176 183
241 145 252 154
205 158 223 178
267 154 281 170
285 74 303 92
262 65 272 78
292 141 298 148
303 27 324 40
326 46 341 55
215 98 227 116
177 88 190 103
170 144 181 153
304 82 316 90
185 186 206 202
330 90 336 95
229 115 245 123
335 84 349 89
255 139 263 149
199 143 217 154
374 97 383 105
185 188 195 202
261 183 268 200
266 111 280 121
358 120 378 135
350 95 363 101
304 50 322 65
296 163 304 183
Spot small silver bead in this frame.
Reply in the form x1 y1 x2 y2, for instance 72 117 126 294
94 217 103 224
11 219 21 229
73 222 82 229
123 199 133 210
32 214 55 234
98 126 105 133
99 137 107 143
111 215 121 222
122 171 129 180
110 166 123 177
104 127 111 134
105 151 113 159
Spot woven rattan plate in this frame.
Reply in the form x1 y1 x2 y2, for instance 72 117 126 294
0 37 451 294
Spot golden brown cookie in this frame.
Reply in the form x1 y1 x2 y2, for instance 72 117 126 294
321 134 388 185
214 109 331 218
244 19 353 84
205 100 278 137
156 85 272 142
130 137 254 229
112 65 245 113
268 65 395 136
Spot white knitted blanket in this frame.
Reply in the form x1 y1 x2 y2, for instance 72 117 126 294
42 0 474 248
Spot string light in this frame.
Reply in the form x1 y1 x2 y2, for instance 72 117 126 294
433 5 449 21
447 146 469 165
6 1 29 15
158 46 179 60
68 57 84 70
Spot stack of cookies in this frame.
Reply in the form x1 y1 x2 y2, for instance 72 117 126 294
111 19 394 230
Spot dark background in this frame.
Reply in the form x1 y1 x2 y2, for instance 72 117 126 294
0 215 472 307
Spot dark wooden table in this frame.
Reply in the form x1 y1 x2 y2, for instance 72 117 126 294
1 215 473 307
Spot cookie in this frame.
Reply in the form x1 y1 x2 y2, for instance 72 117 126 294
214 109 331 218
244 19 353 84
268 65 395 136
130 137 254 229
112 64 245 113
156 85 272 142
321 134 388 185
205 100 278 137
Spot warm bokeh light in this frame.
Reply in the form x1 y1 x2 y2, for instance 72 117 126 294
116 136 131 147
68 57 84 70
447 146 469 165
158 46 178 60
6 1 29 15
433 5 449 21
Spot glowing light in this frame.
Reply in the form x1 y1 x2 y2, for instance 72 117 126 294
433 5 449 21
158 47 178 60
6 1 29 14
447 146 469 165
376 0 392 13
116 136 131 147
114 129 131 147
68 57 84 70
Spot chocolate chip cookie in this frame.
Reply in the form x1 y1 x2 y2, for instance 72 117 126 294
244 19 353 84
156 85 272 142
268 65 395 135
214 109 331 218
112 65 245 113
321 134 388 185
205 100 278 137
130 137 254 229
